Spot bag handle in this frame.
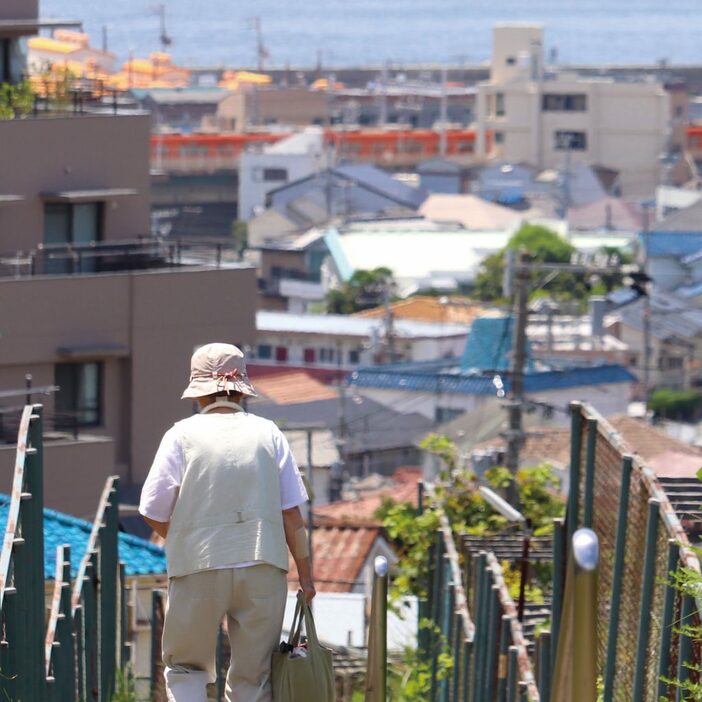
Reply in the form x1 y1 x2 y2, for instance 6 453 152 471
287 593 304 647
298 591 323 649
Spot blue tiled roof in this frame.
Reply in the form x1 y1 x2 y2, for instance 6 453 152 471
643 232 702 258
461 316 532 372
0 495 166 580
350 363 637 396
334 163 428 209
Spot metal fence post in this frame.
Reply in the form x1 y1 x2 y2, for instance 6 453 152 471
536 630 551 702
496 615 512 702
506 646 519 702
582 418 597 529
675 593 696 701
566 401 583 546
602 455 633 702
551 528 599 702
483 585 501 701
550 517 565 673
632 498 661 700
656 540 680 701
469 557 488 702
364 556 388 702
99 478 120 702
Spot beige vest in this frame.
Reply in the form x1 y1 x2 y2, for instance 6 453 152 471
165 404 288 578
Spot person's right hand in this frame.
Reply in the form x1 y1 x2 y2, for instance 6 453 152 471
299 578 316 602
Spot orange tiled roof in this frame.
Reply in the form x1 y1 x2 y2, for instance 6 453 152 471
354 296 489 325
473 415 702 478
287 521 381 593
314 467 421 524
250 371 337 405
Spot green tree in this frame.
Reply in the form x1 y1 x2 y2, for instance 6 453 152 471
325 266 394 314
650 389 702 421
231 220 248 257
473 224 631 304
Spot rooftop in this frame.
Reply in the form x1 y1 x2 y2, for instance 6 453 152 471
256 310 468 339
354 295 492 325
286 520 383 592
419 194 523 230
350 360 637 397
0 495 166 578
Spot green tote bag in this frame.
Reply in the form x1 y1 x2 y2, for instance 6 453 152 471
272 591 335 702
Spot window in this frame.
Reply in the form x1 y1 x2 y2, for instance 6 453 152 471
275 346 288 362
44 202 103 273
554 130 587 151
495 93 505 117
506 56 516 66
303 348 316 364
55 362 103 428
256 344 272 360
542 93 587 112
348 349 360 364
494 131 505 144
0 40 9 83
319 348 336 364
263 168 288 182
435 407 464 423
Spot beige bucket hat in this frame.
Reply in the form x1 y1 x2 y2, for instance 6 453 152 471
181 343 257 399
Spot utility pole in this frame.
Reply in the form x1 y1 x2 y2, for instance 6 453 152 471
383 282 396 363
642 204 652 405
505 251 529 506
439 65 448 158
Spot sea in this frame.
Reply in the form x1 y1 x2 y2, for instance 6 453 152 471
41 0 702 70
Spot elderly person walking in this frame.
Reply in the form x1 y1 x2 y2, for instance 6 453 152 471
139 343 315 702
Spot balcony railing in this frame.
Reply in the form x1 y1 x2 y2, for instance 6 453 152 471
0 237 240 279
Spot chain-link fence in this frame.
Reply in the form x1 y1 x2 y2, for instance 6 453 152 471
570 403 702 702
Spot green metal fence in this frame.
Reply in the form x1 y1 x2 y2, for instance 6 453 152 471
421 494 540 702
0 404 131 700
565 402 702 702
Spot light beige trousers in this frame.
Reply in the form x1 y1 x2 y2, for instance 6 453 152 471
162 564 287 702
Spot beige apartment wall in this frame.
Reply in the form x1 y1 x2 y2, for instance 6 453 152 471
0 437 115 518
0 265 257 493
491 24 543 84
0 114 151 253
218 88 327 128
1 0 38 21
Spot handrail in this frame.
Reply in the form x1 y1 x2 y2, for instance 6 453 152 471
484 553 540 701
71 476 119 612
0 404 34 608
438 511 474 642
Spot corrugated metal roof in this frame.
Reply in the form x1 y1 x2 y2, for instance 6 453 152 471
616 293 702 340
644 232 702 257
256 310 468 339
349 363 636 396
0 495 166 579
334 163 427 210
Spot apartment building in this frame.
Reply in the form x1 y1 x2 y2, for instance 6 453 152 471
475 25 674 197
249 310 468 383
0 1 257 517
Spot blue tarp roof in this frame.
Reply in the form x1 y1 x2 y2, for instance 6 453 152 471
0 495 166 579
643 232 702 258
460 316 533 373
350 363 637 396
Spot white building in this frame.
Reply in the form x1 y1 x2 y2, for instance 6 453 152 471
238 128 329 221
249 310 468 379
475 25 672 197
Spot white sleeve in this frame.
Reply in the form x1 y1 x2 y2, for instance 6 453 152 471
274 427 309 510
138 427 184 522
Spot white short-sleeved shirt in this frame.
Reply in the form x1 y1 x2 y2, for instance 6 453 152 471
139 421 308 524
139 417 308 571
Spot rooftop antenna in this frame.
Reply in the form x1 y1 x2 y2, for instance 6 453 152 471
248 16 269 71
152 3 172 52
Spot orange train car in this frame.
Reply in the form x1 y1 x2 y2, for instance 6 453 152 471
150 128 483 164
